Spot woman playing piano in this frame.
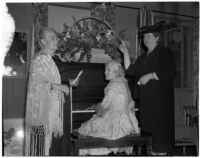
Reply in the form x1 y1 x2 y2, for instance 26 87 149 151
77 60 140 155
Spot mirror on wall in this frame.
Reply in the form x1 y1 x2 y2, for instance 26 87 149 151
3 30 28 77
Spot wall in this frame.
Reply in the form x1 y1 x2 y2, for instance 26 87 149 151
115 7 138 59
115 2 197 59
48 5 90 33
3 2 198 118
2 3 198 156
53 2 198 17
3 3 33 118
174 88 194 126
51 2 198 60
114 2 198 17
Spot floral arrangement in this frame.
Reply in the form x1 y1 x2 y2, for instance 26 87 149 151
57 17 126 62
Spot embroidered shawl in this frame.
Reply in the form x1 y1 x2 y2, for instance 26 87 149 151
25 52 64 155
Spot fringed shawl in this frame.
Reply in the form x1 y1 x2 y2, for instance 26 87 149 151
25 52 64 156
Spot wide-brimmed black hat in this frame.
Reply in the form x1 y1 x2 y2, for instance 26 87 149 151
138 21 176 36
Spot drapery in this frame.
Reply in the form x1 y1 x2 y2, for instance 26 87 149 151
33 3 48 53
28 3 48 88
192 19 199 108
136 7 154 58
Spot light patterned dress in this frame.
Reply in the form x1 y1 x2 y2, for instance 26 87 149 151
78 77 140 155
25 52 64 156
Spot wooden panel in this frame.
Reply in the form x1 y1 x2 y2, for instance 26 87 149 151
72 112 95 129
2 77 28 118
72 98 102 111
174 88 194 126
55 61 108 98
3 3 33 119
55 61 107 155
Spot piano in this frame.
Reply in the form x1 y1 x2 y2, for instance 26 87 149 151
54 60 108 155
54 59 137 155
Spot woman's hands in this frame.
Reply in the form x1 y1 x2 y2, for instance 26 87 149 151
119 40 131 70
69 70 83 87
96 103 107 117
53 130 63 138
138 73 153 85
138 72 159 85
49 75 81 96
119 40 129 55
85 104 96 110
59 84 70 94
69 78 80 87
51 83 69 95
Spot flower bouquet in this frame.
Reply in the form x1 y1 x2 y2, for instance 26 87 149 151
56 17 125 62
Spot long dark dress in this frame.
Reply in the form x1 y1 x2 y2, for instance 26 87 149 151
126 44 176 152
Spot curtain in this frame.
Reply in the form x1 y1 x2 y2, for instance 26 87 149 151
136 7 154 58
192 19 199 108
32 3 48 54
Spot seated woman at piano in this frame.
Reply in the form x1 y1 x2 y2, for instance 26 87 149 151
77 60 140 155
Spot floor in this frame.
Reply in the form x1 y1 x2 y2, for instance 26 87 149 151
106 146 197 156
173 146 197 156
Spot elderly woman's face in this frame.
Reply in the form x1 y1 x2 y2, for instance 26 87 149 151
43 31 59 51
143 33 159 49
105 65 116 80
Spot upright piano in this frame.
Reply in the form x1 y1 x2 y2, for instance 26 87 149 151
54 59 136 155
55 61 107 155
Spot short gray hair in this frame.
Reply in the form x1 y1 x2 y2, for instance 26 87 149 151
106 60 125 77
37 27 57 48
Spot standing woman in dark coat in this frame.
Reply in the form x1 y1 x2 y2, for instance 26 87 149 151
119 23 176 155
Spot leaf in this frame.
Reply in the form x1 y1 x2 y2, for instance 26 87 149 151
78 50 86 62
72 16 77 23
82 20 89 32
118 28 127 34
86 49 92 62
58 17 125 62
63 23 69 30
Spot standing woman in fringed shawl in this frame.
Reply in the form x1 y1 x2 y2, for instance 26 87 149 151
25 27 78 156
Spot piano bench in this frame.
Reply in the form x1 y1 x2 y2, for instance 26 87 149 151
71 132 152 156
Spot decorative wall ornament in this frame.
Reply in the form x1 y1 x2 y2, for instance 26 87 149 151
57 17 125 62
90 3 116 29
171 30 181 43
137 6 154 28
56 3 127 63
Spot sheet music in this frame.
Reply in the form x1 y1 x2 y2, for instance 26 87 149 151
71 70 83 84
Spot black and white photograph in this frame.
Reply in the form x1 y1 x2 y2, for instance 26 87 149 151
1 1 199 156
